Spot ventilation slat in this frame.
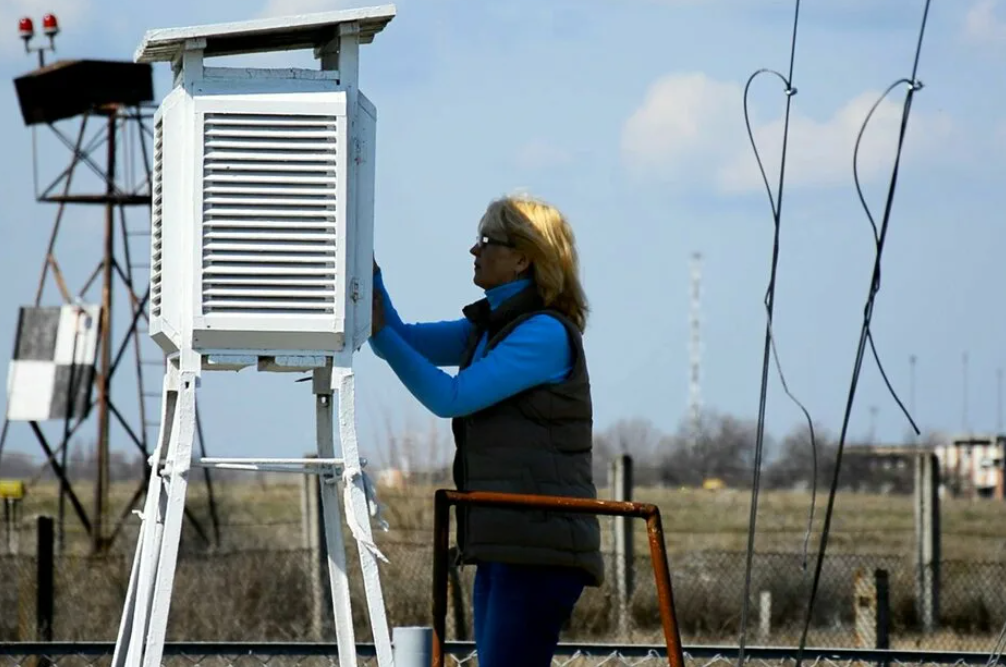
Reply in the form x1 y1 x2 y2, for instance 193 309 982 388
204 206 335 219
204 196 334 208
205 230 337 242
204 286 331 297
205 167 338 177
203 264 335 276
206 275 333 284
206 128 338 140
151 118 165 319
205 185 333 196
204 241 335 254
204 219 335 230
201 299 334 311
205 139 336 152
205 150 334 163
205 115 338 127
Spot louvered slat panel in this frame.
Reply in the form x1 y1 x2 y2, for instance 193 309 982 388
151 118 164 318
205 184 334 196
205 220 334 229
201 112 338 316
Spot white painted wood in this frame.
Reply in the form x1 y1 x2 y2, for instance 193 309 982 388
334 367 393 666
315 365 360 667
112 362 185 667
125 368 178 667
193 457 347 475
198 457 346 467
204 67 340 81
118 12 394 665
112 366 177 667
134 5 396 63
352 92 377 352
116 366 181 667
142 369 198 667
151 84 363 355
149 86 188 355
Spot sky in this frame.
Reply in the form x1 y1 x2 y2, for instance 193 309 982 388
0 0 1004 473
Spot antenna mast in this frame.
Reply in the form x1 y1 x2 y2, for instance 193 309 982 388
689 252 702 443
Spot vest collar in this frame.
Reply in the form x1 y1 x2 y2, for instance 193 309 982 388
486 278 532 310
462 278 544 338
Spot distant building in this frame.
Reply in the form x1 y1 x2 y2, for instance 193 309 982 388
845 434 1006 501
933 433 1006 500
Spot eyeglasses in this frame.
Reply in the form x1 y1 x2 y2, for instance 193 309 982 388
475 234 515 249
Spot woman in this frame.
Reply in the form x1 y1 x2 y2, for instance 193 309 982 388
369 194 604 667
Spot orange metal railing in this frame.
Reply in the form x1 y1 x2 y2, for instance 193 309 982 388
431 489 686 667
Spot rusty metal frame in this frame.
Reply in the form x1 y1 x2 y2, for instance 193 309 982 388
431 489 686 667
0 100 220 555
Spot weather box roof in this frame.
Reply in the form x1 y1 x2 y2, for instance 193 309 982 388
133 5 396 63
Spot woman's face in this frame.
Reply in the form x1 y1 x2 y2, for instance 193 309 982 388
470 220 528 290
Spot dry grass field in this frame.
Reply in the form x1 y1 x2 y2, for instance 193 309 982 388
2 478 1006 650
9 478 1006 559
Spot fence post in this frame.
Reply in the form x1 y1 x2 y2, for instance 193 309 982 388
914 452 940 633
447 551 468 640
876 568 890 667
393 626 433 667
854 568 877 649
3 498 12 554
300 454 328 640
36 515 54 643
758 591 771 643
610 455 634 639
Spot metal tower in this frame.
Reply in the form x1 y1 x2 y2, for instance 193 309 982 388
688 252 702 441
0 16 219 554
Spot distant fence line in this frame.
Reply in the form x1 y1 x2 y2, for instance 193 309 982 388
2 535 1005 652
0 454 1002 653
2 642 1006 667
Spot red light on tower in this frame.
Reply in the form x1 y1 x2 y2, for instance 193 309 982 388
18 17 34 41
18 13 59 65
42 14 58 37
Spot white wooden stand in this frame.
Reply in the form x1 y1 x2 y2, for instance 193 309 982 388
117 8 399 666
111 356 394 667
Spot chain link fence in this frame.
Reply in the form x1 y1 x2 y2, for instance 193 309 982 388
2 543 1005 651
1 643 1005 667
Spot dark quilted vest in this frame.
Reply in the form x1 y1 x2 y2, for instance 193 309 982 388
450 285 604 587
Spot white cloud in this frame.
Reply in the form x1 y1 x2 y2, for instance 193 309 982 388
964 0 1006 44
620 72 957 193
0 0 91 57
620 73 740 184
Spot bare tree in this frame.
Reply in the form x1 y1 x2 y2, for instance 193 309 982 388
764 422 836 491
657 410 768 488
595 417 663 460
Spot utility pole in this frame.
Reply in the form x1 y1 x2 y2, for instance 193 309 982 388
688 252 702 447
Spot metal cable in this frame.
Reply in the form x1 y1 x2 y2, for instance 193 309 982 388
737 1 806 662
794 2 932 665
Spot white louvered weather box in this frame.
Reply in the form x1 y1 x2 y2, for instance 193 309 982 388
138 6 395 365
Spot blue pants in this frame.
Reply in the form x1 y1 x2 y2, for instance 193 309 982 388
472 562 586 667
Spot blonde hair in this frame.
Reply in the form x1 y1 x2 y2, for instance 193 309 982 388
479 195 589 332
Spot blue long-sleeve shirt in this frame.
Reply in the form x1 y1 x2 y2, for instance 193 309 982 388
368 270 573 419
